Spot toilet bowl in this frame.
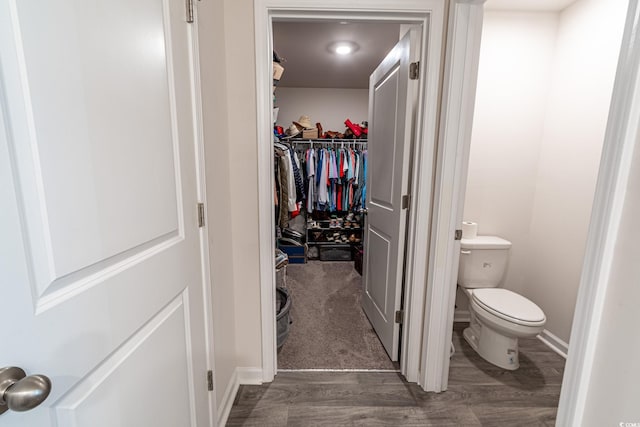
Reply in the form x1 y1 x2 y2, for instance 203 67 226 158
463 287 545 369
458 235 546 370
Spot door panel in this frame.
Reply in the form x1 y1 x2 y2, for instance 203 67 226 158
7 0 181 301
0 0 210 425
55 294 194 427
366 226 392 318
369 64 400 208
362 31 417 361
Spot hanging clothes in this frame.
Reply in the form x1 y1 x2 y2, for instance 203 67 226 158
289 146 305 203
317 149 330 209
273 146 290 228
294 145 367 213
352 150 366 211
306 148 316 213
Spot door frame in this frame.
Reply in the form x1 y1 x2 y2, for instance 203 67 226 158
556 1 640 423
432 0 640 424
254 0 486 386
189 6 218 425
418 0 485 392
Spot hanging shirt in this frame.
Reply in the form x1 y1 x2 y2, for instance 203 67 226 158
306 149 316 212
274 147 290 227
283 150 297 211
347 149 355 181
288 147 305 203
362 150 367 209
317 149 329 208
329 149 339 179
353 150 366 210
354 151 360 185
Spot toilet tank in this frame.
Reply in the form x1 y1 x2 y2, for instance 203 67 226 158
458 236 512 288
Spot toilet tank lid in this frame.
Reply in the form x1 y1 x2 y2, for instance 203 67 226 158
460 236 512 249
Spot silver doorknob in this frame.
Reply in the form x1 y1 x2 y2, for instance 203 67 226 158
0 367 51 415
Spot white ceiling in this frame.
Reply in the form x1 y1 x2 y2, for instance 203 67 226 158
485 0 578 12
273 21 401 89
272 2 579 89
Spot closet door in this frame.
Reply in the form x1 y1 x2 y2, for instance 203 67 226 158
362 31 417 361
0 0 212 425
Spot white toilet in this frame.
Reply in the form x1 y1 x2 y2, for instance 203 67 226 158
458 235 546 370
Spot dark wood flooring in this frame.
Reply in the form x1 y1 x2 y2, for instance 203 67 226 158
227 322 566 426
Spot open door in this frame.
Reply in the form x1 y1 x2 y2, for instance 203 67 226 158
362 30 418 361
0 1 212 425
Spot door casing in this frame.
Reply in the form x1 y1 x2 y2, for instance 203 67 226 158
254 0 469 388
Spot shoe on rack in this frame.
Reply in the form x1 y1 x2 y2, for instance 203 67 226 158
275 249 289 269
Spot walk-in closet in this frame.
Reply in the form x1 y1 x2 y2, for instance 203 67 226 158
271 21 407 370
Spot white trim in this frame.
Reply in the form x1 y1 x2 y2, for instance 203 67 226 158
254 0 277 384
216 369 239 427
254 0 446 386
557 1 640 425
236 367 264 385
189 6 218 425
420 0 485 393
453 310 471 323
400 9 445 385
216 367 263 426
278 369 401 373
254 0 277 382
537 330 569 359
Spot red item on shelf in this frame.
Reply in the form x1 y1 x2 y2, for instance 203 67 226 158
344 119 362 137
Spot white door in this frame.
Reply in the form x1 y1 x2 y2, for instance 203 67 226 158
0 0 212 426
362 31 417 361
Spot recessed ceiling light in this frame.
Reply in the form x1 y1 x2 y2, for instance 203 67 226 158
335 45 352 55
329 41 359 56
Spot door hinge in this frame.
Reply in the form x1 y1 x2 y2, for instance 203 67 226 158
395 310 404 324
207 370 214 391
198 202 205 228
402 194 411 210
186 0 194 23
409 62 420 80
455 229 462 240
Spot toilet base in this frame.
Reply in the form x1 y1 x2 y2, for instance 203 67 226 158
463 314 520 370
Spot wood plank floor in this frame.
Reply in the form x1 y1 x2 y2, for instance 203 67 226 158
227 322 566 426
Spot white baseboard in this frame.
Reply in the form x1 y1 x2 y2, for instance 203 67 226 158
454 309 471 323
216 367 264 426
216 369 239 427
537 329 569 359
237 367 264 385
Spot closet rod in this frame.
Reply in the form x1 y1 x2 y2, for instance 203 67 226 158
288 138 367 144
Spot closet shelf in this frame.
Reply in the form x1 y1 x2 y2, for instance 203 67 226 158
308 242 355 247
308 227 362 231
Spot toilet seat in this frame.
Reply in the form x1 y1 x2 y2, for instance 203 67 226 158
471 288 546 326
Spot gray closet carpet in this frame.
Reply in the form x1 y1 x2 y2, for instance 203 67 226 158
277 261 398 370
